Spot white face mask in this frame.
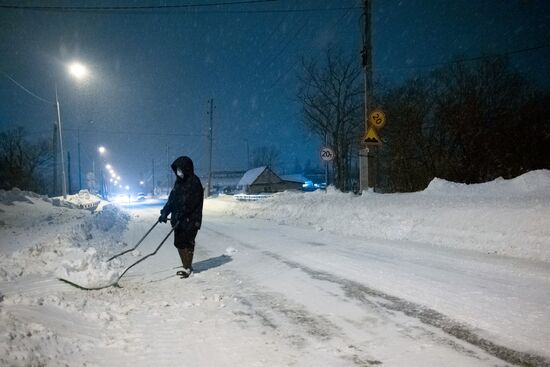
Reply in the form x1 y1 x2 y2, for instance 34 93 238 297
176 168 184 178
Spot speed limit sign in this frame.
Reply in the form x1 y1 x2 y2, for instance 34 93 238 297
369 109 386 129
320 146 335 161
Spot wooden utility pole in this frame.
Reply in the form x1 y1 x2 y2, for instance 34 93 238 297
152 159 155 196
359 0 373 192
67 151 72 194
52 123 58 196
77 128 82 191
206 98 214 197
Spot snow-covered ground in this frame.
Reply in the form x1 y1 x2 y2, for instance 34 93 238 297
0 171 549 366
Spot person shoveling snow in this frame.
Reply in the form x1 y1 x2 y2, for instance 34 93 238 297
158 156 204 279
57 155 204 290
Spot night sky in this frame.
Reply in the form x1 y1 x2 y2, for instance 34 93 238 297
1 0 549 192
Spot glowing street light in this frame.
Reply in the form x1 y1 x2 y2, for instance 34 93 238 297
98 146 106 155
68 62 89 80
105 164 112 170
139 181 144 185
55 61 90 199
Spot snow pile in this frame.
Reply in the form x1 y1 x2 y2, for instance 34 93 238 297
0 193 130 280
61 189 101 208
55 247 121 288
423 170 550 198
210 170 550 262
86 203 130 233
0 188 48 205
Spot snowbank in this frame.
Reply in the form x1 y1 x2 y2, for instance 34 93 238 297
208 170 550 263
0 188 49 205
0 194 130 282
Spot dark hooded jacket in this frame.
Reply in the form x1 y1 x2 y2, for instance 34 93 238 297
161 156 204 231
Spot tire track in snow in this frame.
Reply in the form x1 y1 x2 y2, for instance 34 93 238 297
204 225 549 367
263 251 550 367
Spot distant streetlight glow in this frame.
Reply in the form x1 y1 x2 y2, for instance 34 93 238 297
68 62 89 80
105 164 112 170
117 176 121 180
125 185 130 190
139 181 144 185
98 146 106 154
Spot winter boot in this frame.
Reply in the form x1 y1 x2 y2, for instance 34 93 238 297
177 248 194 278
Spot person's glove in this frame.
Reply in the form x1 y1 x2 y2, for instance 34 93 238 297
158 213 168 223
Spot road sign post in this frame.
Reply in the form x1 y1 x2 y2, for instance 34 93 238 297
361 109 386 192
320 145 335 188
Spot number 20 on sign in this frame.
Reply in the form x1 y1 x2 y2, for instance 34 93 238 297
369 109 386 129
320 146 335 161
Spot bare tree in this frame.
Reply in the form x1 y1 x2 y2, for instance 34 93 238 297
377 56 549 192
0 127 52 192
430 56 534 183
377 79 434 191
251 145 281 169
297 49 363 191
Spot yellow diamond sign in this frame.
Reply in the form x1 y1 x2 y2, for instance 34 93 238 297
363 127 381 145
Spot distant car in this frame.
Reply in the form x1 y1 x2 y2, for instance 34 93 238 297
136 192 146 201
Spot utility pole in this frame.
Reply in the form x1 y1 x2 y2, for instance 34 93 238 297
55 86 68 199
359 0 373 192
152 159 155 197
77 128 82 191
67 151 72 194
244 138 250 170
52 123 58 196
206 98 214 197
165 145 170 194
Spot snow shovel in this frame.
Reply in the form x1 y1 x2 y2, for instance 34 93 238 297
58 222 178 291
107 219 161 262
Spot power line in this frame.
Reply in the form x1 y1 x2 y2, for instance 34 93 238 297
0 70 53 104
0 0 276 12
0 1 361 14
378 43 550 73
64 127 206 137
266 7 355 93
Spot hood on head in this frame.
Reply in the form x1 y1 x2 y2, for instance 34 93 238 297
171 156 194 176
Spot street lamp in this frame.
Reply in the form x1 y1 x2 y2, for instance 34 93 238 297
55 61 89 199
98 146 107 199
68 62 89 80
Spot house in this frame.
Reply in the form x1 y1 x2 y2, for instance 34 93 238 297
237 166 285 194
280 174 309 191
238 167 314 194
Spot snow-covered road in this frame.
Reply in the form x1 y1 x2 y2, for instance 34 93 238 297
2 182 550 366
17 203 542 366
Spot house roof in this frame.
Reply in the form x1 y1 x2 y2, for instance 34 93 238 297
280 174 309 183
238 166 268 186
238 166 285 186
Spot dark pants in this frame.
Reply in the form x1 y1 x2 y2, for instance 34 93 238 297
174 228 198 250
174 229 197 271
